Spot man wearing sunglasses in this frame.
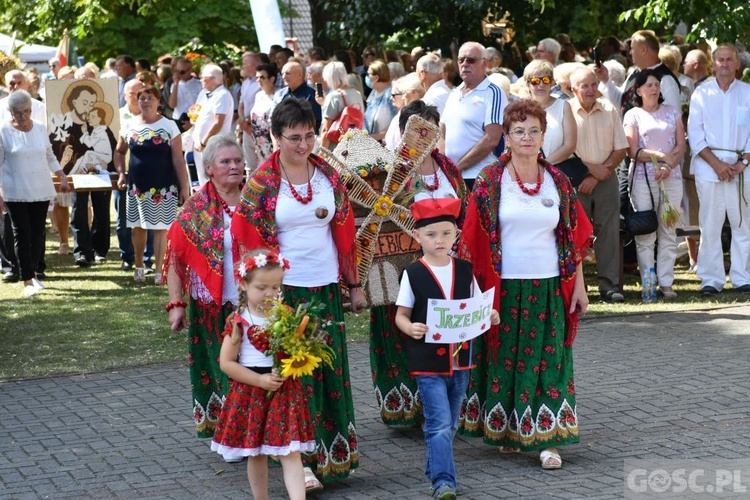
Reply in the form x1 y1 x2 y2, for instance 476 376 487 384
169 56 202 127
440 42 505 190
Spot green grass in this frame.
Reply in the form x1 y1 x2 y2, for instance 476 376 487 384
1 226 747 381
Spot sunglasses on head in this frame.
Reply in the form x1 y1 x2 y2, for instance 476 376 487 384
458 56 482 64
528 76 552 86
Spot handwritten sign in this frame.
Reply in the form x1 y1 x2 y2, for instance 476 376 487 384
425 287 495 344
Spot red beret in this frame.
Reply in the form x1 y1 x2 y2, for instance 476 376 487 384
410 197 461 228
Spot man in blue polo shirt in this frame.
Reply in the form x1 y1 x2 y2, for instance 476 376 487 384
440 42 505 190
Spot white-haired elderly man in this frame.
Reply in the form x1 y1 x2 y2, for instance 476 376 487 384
0 71 46 123
237 52 262 173
535 38 562 66
192 64 234 187
417 53 451 116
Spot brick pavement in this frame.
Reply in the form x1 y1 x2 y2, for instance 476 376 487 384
1 305 749 499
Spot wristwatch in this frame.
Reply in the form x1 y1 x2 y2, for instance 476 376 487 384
742 158 749 167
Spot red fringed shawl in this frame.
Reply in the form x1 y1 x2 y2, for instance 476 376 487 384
232 150 358 282
164 180 234 305
458 153 593 351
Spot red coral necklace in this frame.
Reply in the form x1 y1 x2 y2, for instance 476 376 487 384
421 157 440 191
511 163 543 196
279 157 313 204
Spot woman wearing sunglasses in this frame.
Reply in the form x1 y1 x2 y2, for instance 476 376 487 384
523 60 577 167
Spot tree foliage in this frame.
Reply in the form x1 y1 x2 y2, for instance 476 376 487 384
620 0 750 43
0 0 258 65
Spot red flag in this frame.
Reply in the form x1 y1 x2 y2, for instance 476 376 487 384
56 30 70 67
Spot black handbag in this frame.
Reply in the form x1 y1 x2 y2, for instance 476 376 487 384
555 154 589 188
623 149 659 236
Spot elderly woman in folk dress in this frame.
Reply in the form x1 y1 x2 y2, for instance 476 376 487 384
233 97 365 490
458 99 592 470
164 134 245 445
368 100 469 428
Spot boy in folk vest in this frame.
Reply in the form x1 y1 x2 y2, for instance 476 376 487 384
395 198 499 500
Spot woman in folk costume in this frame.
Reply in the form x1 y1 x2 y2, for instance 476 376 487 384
232 97 365 489
360 100 469 427
458 99 592 470
164 134 245 441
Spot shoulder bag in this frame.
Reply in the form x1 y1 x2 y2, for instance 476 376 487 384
623 148 659 236
325 91 364 143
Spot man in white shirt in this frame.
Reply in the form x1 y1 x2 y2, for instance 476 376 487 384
237 52 261 172
687 45 750 296
168 57 202 123
192 64 234 187
115 79 146 271
535 38 561 66
0 71 46 123
439 42 505 190
417 53 450 116
594 30 681 116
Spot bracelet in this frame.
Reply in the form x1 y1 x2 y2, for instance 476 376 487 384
348 283 361 289
165 300 187 312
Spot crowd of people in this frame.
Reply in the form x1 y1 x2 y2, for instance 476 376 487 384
2 28 750 499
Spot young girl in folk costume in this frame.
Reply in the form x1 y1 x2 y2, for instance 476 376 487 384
211 249 316 499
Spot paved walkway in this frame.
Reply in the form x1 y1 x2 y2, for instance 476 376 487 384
2 305 750 499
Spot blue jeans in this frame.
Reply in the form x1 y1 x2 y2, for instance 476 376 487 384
416 370 470 491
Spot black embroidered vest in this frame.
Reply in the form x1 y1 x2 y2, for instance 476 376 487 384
403 258 473 375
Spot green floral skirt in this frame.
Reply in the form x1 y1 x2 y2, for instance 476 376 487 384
459 277 579 451
369 304 423 427
188 300 233 439
283 283 359 484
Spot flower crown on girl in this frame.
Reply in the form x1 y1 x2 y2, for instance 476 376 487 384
235 250 291 281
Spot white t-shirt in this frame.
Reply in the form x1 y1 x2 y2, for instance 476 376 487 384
239 77 261 119
396 258 479 308
0 121 60 202
238 309 273 368
275 169 338 286
384 112 401 152
192 85 234 145
499 169 560 279
170 78 202 119
542 98 565 159
440 77 505 180
422 79 451 116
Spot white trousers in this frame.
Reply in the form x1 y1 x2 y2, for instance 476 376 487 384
696 178 750 290
632 177 683 287
242 131 259 176
192 149 209 189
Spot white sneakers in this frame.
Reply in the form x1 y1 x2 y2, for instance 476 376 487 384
22 278 46 297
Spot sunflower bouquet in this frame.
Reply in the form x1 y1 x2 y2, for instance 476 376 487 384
261 298 336 392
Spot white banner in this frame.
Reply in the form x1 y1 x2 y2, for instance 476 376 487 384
425 287 495 344
248 0 286 53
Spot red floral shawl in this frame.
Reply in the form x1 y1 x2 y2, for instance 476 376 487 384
458 153 593 352
164 180 233 305
232 150 358 281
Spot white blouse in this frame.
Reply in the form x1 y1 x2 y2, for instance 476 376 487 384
275 169 339 286
499 169 560 279
0 121 60 202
